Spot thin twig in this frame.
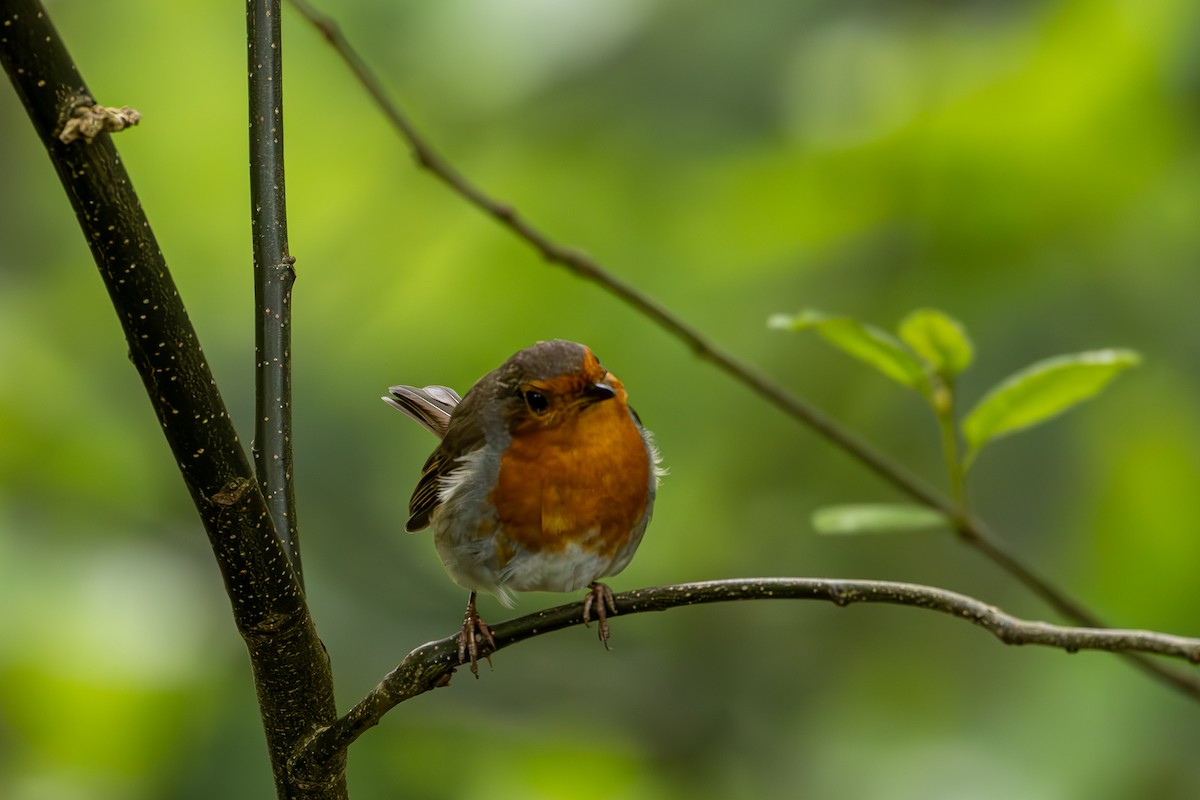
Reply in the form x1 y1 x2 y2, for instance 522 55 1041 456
249 0 302 584
284 0 1200 704
289 577 1200 778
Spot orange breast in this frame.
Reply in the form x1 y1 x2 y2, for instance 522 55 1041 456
489 398 650 561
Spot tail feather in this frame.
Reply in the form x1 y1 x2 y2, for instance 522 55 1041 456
383 384 462 439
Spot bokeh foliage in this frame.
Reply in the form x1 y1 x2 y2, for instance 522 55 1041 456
2 0 1199 797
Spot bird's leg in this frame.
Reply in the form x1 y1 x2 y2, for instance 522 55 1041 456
582 581 619 649
457 591 495 677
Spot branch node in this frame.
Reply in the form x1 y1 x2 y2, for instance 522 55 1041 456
211 477 255 506
58 96 141 144
827 583 851 607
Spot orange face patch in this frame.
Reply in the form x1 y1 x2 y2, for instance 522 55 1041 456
489 365 649 558
510 349 624 435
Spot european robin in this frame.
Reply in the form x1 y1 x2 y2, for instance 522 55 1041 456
384 340 661 675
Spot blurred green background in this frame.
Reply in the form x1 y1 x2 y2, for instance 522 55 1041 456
3 0 1200 797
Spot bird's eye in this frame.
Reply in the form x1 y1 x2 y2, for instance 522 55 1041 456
522 390 549 414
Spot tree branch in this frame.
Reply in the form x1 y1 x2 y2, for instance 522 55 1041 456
248 0 302 584
2 3 342 796
285 0 1200 705
291 577 1200 779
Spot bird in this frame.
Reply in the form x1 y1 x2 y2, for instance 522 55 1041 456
383 340 661 675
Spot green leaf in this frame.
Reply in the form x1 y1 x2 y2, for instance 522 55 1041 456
962 349 1141 464
812 504 950 535
770 310 929 394
898 308 974 378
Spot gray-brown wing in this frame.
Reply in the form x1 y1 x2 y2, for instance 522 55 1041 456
404 385 490 532
406 449 451 532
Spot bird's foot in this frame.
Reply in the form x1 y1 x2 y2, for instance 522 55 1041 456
582 581 618 650
457 592 496 677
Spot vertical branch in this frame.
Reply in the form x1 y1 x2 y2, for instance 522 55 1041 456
248 0 302 583
3 2 345 794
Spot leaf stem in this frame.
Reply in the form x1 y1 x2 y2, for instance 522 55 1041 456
934 381 967 509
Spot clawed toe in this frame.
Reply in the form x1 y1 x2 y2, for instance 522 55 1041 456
457 591 495 677
582 581 619 649
454 583 621 674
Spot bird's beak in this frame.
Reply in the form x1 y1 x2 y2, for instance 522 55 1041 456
583 382 617 404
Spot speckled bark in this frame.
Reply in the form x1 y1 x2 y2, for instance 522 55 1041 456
248 0 302 583
1 2 344 796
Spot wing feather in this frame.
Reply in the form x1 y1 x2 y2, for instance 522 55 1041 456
403 384 490 532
